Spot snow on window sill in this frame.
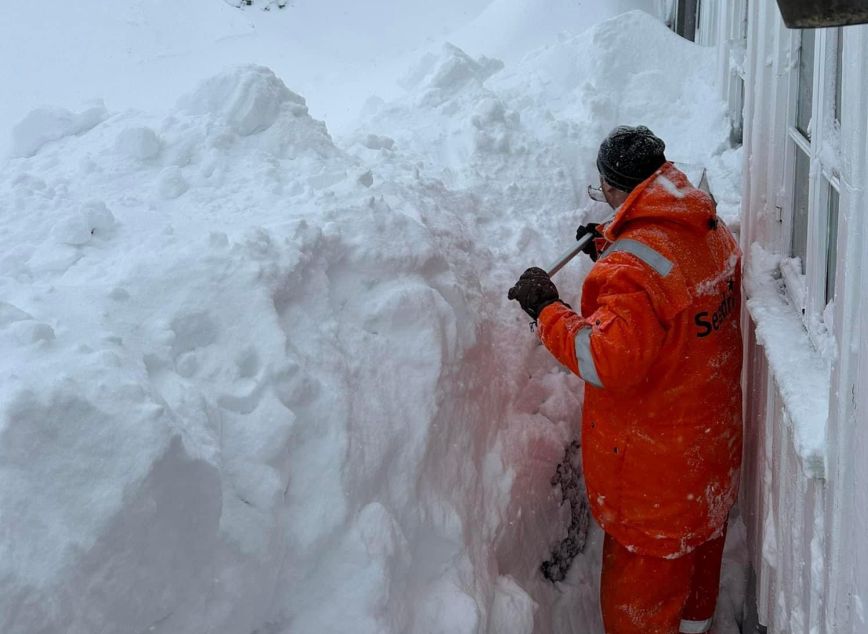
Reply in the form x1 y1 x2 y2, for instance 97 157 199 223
744 243 829 480
779 257 806 315
779 256 838 366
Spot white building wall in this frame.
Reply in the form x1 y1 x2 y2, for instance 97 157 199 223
696 4 868 633
824 25 868 633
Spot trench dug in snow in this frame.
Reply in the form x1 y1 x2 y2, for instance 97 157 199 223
0 11 748 634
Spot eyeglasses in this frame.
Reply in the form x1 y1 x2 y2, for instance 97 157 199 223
587 184 607 203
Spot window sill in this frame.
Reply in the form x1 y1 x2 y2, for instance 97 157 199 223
744 244 829 480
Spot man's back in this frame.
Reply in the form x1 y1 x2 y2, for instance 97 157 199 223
570 162 743 558
508 126 745 632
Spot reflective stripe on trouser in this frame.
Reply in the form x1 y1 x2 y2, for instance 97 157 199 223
679 618 713 633
600 526 728 634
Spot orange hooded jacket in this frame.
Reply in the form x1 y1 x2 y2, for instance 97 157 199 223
537 162 742 558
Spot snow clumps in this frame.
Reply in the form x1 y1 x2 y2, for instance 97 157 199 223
179 65 308 136
10 102 108 158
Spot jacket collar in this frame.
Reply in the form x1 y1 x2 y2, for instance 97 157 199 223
602 162 716 241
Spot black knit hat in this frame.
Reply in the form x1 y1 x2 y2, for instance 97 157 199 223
596 125 666 192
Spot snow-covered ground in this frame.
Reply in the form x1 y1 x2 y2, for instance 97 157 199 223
0 3 747 633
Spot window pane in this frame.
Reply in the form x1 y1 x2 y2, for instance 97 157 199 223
791 148 810 273
835 29 843 124
731 76 745 146
797 29 815 138
825 186 840 304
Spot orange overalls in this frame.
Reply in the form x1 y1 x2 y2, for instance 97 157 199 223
537 163 743 633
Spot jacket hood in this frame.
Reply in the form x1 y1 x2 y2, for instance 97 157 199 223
603 162 716 241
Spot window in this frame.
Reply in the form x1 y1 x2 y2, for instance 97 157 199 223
796 29 815 139
790 146 810 273
674 0 699 41
788 30 814 277
783 26 844 346
825 186 840 304
728 0 748 146
834 30 844 124
693 0 746 145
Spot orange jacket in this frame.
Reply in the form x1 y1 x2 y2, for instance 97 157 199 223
537 163 742 558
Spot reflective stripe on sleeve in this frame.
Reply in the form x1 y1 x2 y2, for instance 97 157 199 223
574 326 604 389
602 238 674 277
679 617 713 633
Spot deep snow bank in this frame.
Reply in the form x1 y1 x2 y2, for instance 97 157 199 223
1 61 525 634
1 10 745 634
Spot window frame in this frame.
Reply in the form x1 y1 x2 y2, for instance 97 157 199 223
780 26 843 353
727 0 748 146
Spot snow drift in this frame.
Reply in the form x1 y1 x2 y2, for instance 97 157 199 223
0 10 744 634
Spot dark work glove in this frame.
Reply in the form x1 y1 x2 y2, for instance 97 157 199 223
508 267 560 320
575 222 602 261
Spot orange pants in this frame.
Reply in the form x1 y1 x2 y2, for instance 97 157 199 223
600 527 727 634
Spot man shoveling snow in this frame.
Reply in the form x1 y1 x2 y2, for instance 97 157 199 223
509 126 743 634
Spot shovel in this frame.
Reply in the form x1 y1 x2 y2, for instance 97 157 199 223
546 183 612 277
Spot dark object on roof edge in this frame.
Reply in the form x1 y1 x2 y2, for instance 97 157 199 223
776 0 868 27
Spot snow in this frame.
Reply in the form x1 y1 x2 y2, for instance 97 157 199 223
447 0 664 65
0 0 493 160
10 104 109 159
744 244 829 478
1 3 748 633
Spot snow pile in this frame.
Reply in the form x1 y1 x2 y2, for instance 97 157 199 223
744 244 829 478
0 61 537 634
448 0 665 65
10 103 108 158
0 9 746 634
0 0 494 159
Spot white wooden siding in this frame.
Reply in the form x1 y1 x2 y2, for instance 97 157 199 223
696 4 868 633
